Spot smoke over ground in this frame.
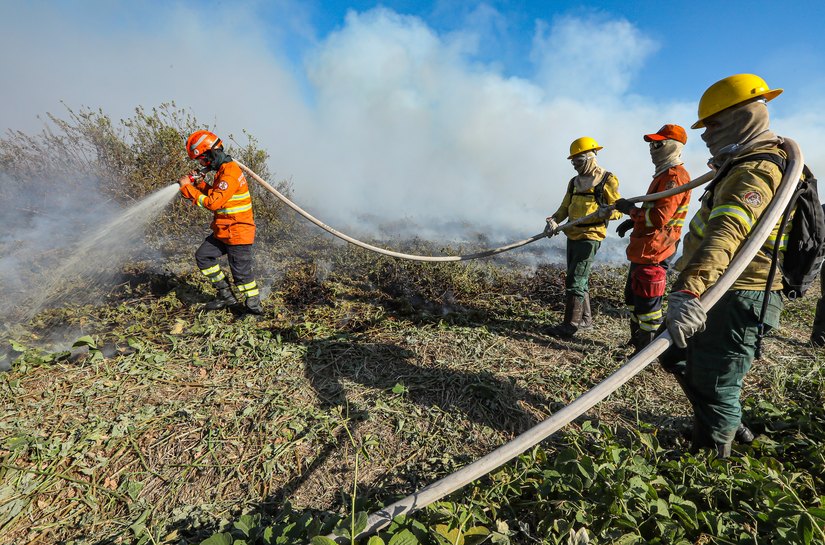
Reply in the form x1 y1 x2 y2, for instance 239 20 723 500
3 4 825 266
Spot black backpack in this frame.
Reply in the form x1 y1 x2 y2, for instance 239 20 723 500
777 165 825 298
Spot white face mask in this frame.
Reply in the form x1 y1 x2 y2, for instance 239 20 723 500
571 151 597 175
649 140 683 174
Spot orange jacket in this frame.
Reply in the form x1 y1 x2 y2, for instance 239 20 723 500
180 161 255 245
626 165 691 265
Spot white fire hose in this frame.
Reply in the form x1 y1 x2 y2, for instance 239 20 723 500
236 162 714 261
302 138 799 542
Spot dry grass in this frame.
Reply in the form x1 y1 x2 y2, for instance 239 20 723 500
1 245 822 544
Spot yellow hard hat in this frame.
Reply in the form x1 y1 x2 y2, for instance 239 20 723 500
692 74 783 129
568 136 603 159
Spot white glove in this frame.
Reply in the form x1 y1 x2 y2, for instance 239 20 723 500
666 291 707 348
544 218 559 237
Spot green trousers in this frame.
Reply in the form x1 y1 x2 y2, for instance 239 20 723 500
565 239 601 297
668 290 782 446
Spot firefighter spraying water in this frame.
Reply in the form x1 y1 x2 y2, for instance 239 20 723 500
178 131 263 315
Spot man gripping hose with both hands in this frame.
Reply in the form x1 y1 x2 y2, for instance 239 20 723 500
662 74 791 457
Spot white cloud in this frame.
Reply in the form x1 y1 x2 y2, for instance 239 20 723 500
3 3 824 265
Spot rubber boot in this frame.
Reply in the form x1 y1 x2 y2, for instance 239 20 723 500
689 417 714 453
631 328 656 355
734 423 754 444
715 442 732 459
205 280 238 311
545 294 583 337
579 293 593 330
811 297 825 346
243 294 264 316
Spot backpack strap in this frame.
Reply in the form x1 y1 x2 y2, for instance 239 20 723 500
573 171 612 227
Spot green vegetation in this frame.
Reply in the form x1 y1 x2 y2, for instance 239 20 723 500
2 253 823 545
0 106 822 544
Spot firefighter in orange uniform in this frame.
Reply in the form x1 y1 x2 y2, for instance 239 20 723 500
614 125 691 352
178 130 263 315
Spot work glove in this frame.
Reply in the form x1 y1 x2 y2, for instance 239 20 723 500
616 219 634 238
614 198 638 215
544 218 559 237
595 204 613 220
666 290 707 349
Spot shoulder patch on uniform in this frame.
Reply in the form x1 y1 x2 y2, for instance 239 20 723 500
743 190 763 207
665 180 677 190
218 180 229 190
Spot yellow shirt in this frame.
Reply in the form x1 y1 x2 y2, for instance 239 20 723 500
551 172 623 241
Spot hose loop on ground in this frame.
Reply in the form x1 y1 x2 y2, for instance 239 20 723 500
324 138 803 543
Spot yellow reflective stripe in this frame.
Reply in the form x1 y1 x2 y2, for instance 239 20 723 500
216 203 253 215
709 205 754 231
243 288 260 297
237 281 257 292
209 271 226 283
637 309 663 322
639 321 660 332
645 207 654 228
200 265 221 276
228 192 250 202
197 194 207 208
763 233 789 252
690 214 706 237
666 217 686 227
675 205 689 213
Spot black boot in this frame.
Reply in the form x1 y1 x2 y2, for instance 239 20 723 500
734 423 754 444
631 328 656 356
689 417 714 453
811 297 825 346
205 280 238 311
242 294 264 316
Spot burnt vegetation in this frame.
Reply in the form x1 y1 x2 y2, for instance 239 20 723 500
0 106 823 545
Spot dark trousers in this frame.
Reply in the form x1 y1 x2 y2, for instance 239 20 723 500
667 290 782 446
195 235 255 285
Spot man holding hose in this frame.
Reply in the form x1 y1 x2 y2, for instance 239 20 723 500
664 74 787 457
178 130 263 315
544 137 622 337
614 125 692 354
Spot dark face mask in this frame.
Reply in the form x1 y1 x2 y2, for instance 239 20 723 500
201 148 232 171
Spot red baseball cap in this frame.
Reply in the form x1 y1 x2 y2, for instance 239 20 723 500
643 124 687 144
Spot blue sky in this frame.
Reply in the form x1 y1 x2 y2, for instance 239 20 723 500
3 1 825 250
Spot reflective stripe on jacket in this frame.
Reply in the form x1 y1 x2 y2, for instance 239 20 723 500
180 161 256 245
551 172 622 241
626 165 692 265
674 146 786 295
